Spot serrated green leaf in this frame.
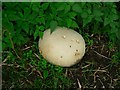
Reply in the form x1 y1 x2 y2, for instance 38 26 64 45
68 12 77 19
65 4 71 13
39 31 44 39
104 18 111 26
110 14 119 21
32 4 39 12
66 18 72 28
42 3 49 10
81 11 88 19
43 70 48 79
83 15 93 27
95 17 103 22
22 22 29 34
93 9 103 17
34 28 39 40
24 7 31 18
72 3 82 13
57 3 67 11
50 21 57 33
39 17 45 25
8 14 20 21
71 21 79 28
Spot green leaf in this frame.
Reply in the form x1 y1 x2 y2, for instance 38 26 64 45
42 3 49 10
8 14 20 21
24 7 31 18
22 22 29 34
34 28 39 40
39 17 45 25
81 11 88 18
68 12 77 19
65 4 71 13
39 31 44 39
66 18 72 28
71 21 79 28
57 3 67 11
43 70 48 79
50 21 57 33
83 15 93 27
93 9 103 17
104 18 111 26
72 3 82 13
110 14 119 21
95 17 103 22
32 4 39 12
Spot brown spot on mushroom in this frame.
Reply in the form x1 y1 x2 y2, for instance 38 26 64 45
71 39 74 41
62 35 66 39
76 49 78 52
69 45 71 48
75 53 80 56
60 56 63 58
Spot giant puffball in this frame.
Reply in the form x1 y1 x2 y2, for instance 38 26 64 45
38 27 85 67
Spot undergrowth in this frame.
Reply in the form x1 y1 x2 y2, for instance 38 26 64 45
2 2 120 89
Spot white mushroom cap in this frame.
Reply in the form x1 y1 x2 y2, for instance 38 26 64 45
38 27 85 67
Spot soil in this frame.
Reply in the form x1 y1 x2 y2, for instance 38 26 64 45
67 34 120 89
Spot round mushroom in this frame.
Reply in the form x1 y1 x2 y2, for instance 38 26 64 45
38 27 85 67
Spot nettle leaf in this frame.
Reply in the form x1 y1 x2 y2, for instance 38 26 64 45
104 17 111 26
93 9 103 17
66 18 72 28
81 11 88 19
109 14 119 21
42 3 49 10
24 7 31 18
95 17 103 22
34 28 39 40
68 12 77 19
72 3 82 13
71 21 79 28
39 17 45 25
65 4 71 13
50 21 57 33
22 22 29 34
83 15 93 27
8 14 20 21
32 4 39 12
34 25 44 39
57 3 67 11
43 70 48 79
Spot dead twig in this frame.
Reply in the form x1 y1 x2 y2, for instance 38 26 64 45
82 63 91 69
98 78 105 88
94 67 100 83
22 46 33 51
34 53 40 60
3 55 10 63
77 78 82 89
93 50 112 60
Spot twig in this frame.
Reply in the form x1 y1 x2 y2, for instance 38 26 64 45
98 78 105 88
82 69 106 73
34 53 40 60
77 78 82 89
93 50 111 60
94 67 100 83
82 63 91 69
3 55 10 63
22 46 32 51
